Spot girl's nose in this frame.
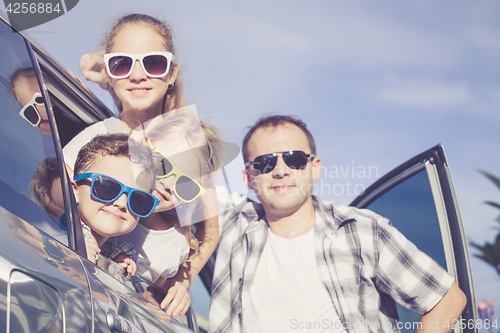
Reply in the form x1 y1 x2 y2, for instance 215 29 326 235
129 59 147 82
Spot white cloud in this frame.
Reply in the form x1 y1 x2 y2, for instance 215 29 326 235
375 79 473 109
465 27 500 56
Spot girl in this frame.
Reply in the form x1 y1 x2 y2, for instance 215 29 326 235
63 14 219 317
63 13 183 167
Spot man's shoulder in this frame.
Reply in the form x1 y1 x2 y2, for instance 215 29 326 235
314 197 390 230
225 197 264 224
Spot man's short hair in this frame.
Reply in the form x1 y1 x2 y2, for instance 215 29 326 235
242 115 316 163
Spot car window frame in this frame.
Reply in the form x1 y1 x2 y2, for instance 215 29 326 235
22 35 87 257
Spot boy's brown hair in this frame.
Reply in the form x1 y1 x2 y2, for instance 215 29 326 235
74 133 154 189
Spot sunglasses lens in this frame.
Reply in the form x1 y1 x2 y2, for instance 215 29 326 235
23 106 40 125
34 96 44 105
129 191 156 217
143 55 168 76
92 176 122 201
108 55 132 77
154 157 174 177
176 176 200 202
283 151 309 169
253 154 277 174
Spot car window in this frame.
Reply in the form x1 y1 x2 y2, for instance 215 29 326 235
366 170 447 268
361 169 445 332
351 148 476 333
0 19 68 245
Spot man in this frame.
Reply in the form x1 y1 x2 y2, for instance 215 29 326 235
209 115 466 333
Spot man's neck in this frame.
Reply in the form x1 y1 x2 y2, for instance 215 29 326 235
265 199 316 239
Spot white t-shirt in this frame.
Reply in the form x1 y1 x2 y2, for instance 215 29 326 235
243 227 344 333
63 117 123 170
116 223 190 283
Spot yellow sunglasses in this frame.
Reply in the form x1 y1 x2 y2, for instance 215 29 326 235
145 139 206 203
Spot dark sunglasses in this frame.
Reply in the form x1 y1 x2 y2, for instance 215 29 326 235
145 140 206 203
245 150 315 174
74 172 160 218
19 92 44 126
104 51 174 79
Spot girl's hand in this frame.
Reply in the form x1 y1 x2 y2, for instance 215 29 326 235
160 280 191 317
79 51 109 90
152 184 176 213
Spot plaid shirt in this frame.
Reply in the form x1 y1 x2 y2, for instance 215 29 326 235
209 197 454 333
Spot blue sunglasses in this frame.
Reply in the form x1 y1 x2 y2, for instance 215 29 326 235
74 172 159 218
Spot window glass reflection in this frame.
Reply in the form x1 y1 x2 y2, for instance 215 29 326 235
0 21 66 242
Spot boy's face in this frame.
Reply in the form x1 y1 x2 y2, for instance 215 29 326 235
74 155 147 240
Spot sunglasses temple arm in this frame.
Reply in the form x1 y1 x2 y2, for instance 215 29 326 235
221 166 236 208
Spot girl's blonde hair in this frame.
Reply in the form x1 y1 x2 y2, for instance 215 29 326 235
104 14 186 113
147 111 224 261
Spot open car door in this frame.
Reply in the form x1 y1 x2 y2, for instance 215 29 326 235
350 145 477 333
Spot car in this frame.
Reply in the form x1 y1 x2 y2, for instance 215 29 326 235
0 10 478 333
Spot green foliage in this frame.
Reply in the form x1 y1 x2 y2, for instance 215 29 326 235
471 171 500 275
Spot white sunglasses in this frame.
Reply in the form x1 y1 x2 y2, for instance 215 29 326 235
104 51 174 79
19 92 44 127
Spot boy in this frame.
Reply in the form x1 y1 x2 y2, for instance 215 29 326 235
71 133 158 276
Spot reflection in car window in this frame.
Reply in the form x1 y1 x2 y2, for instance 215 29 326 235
0 20 67 244
9 271 64 332
365 169 446 333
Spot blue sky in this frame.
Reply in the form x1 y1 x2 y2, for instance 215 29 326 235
3 0 500 324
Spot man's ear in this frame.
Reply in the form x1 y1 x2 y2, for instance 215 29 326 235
312 156 322 182
242 168 253 190
71 180 80 204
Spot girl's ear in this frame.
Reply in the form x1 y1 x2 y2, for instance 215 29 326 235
71 180 79 204
167 62 179 86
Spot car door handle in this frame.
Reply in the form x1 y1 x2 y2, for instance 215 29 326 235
107 312 142 333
